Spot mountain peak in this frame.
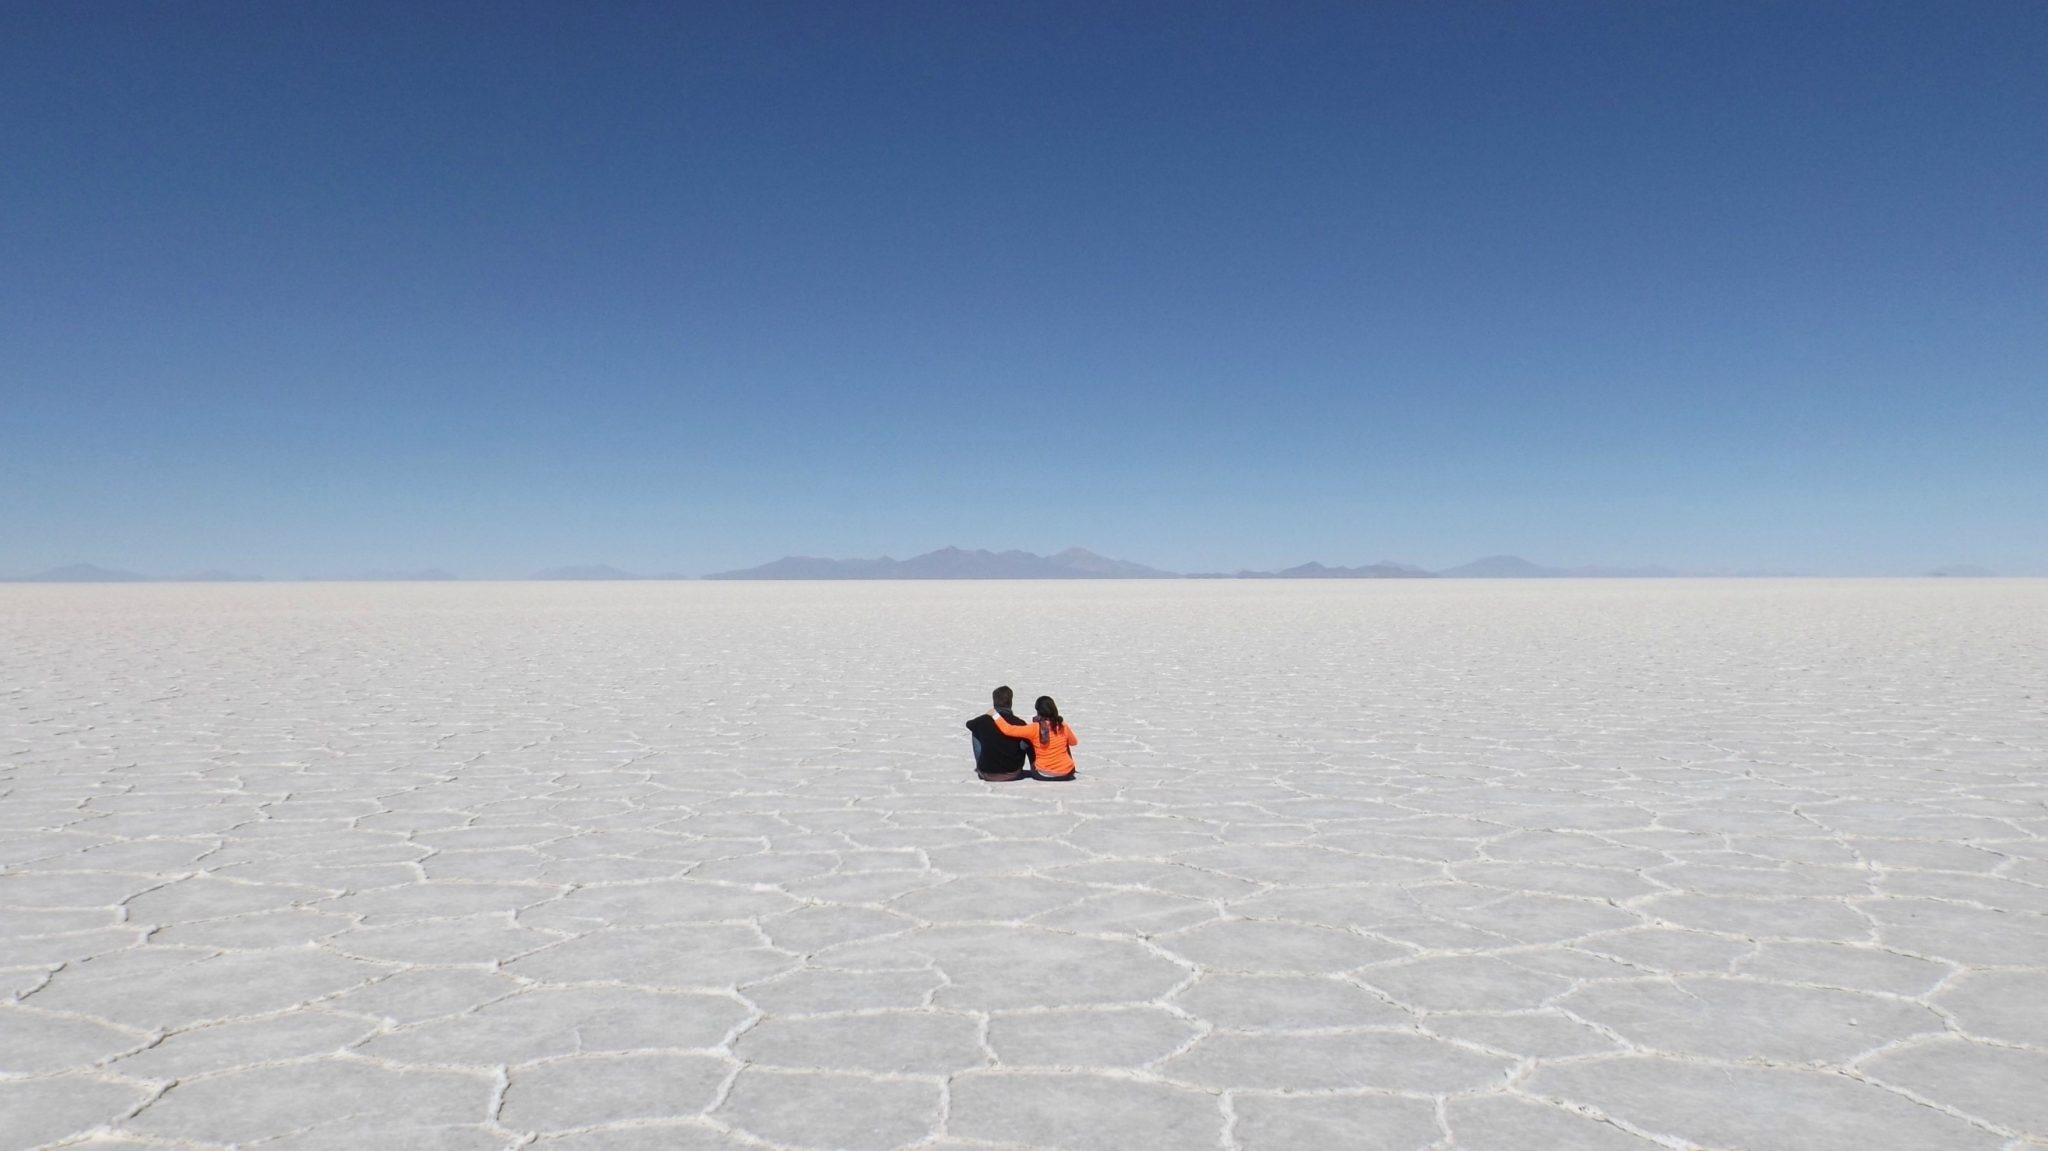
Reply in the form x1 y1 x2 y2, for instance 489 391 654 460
1439 555 1555 578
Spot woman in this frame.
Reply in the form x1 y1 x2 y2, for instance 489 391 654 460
988 695 1077 781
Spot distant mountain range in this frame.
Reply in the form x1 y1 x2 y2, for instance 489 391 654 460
1437 555 1681 578
705 547 1174 580
1190 561 1434 579
710 549 1750 579
714 549 1717 580
1 553 2010 582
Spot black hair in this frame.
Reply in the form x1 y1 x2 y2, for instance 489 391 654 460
992 685 1014 710
1034 695 1064 742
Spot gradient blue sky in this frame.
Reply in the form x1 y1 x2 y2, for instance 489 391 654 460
4 1 2043 577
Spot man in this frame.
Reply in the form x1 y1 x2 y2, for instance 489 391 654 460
965 685 1034 782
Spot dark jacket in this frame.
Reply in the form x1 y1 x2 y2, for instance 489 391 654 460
966 709 1035 775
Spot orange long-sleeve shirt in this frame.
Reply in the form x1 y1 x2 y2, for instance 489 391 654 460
990 714 1077 776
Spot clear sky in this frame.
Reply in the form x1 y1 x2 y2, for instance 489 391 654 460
4 1 2043 577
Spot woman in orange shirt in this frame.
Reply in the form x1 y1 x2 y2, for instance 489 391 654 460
988 695 1077 781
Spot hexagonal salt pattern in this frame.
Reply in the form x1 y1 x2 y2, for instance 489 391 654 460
2 578 2044 1150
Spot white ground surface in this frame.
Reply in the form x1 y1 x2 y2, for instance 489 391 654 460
2 579 2045 1151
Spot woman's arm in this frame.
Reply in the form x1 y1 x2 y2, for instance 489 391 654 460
989 713 1036 739
1064 727 1078 747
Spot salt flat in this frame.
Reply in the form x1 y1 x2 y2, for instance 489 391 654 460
2 579 2044 1151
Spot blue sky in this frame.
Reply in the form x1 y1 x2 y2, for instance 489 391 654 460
4 1 2043 576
